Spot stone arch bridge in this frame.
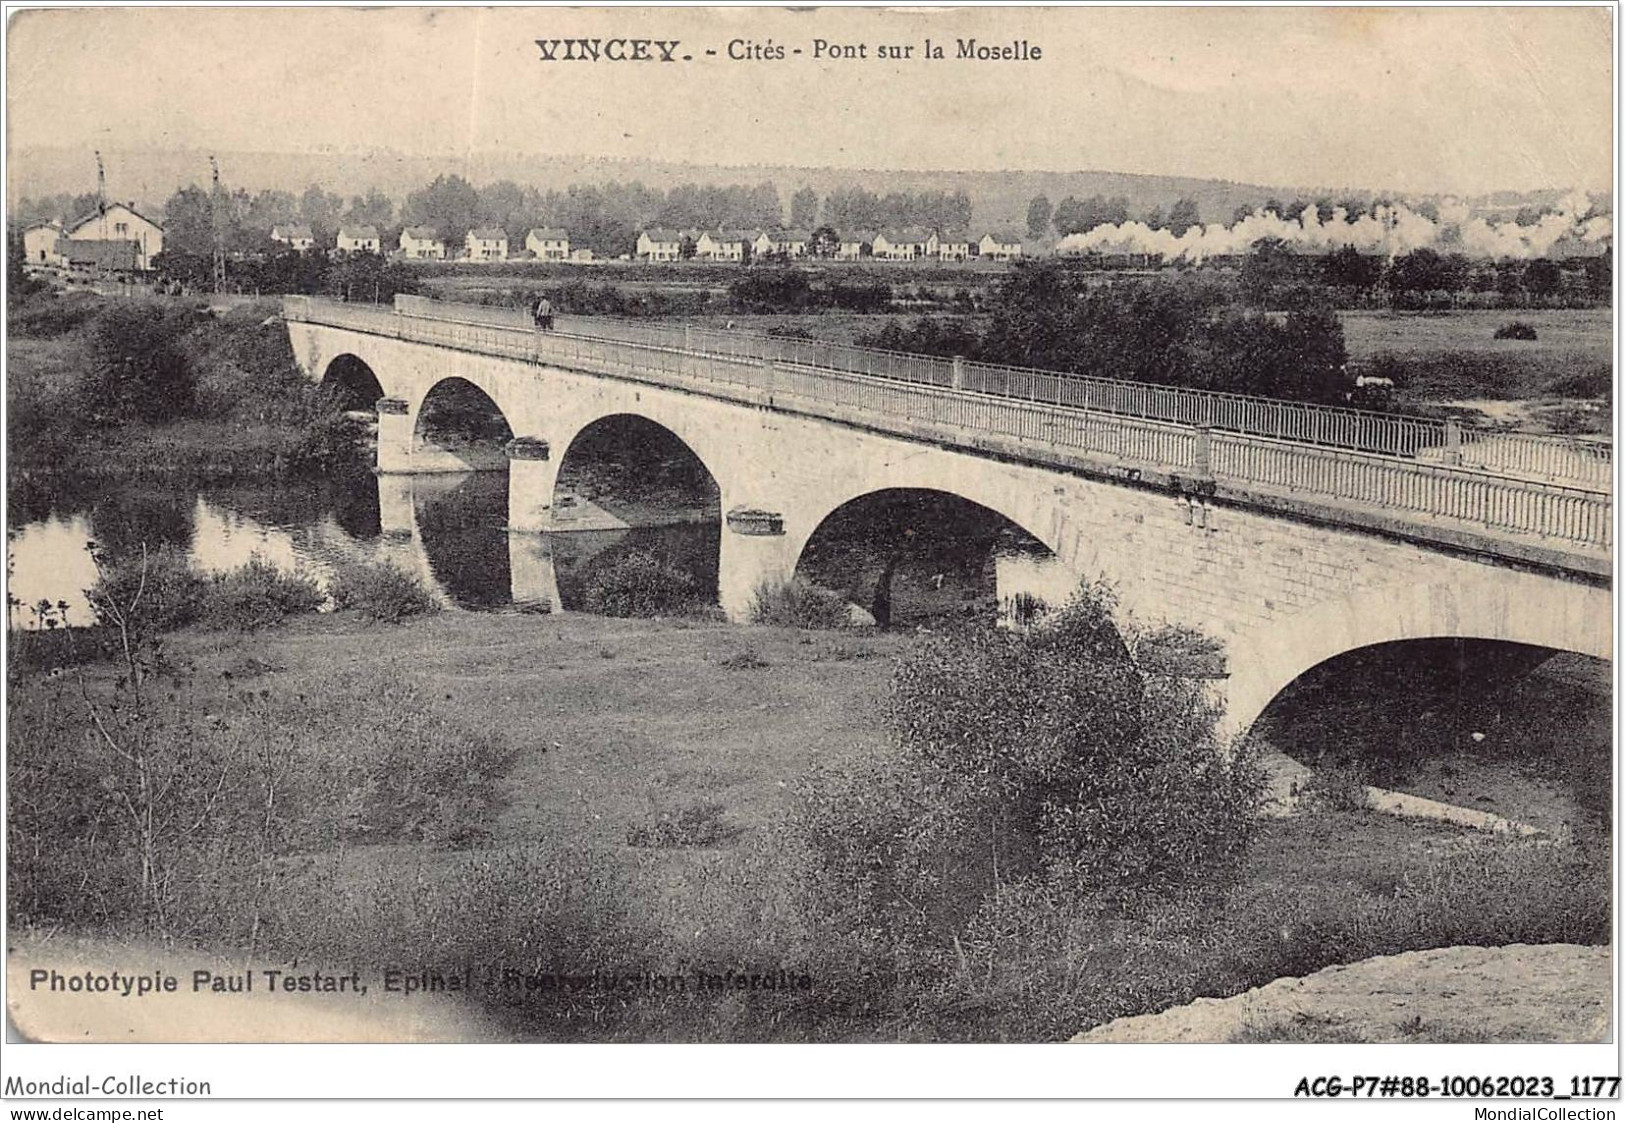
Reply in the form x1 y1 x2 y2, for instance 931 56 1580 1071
285 295 1611 735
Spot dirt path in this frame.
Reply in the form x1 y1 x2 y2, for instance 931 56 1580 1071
1072 943 1610 1043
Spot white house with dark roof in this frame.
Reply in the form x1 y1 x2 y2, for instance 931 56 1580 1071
271 224 315 252
752 229 811 259
64 202 164 270
978 232 1024 261
935 231 972 262
636 228 682 261
696 230 750 262
465 228 508 261
870 231 904 259
399 226 445 259
525 228 570 260
336 225 381 254
873 228 931 260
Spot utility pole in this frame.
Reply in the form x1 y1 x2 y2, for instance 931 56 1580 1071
209 154 227 294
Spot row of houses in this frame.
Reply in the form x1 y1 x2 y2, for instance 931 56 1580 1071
21 202 167 272
270 224 583 262
635 228 1025 263
20 207 1023 273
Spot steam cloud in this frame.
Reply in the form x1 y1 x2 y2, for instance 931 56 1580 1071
1056 190 1612 262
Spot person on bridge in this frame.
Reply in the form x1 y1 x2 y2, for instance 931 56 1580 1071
534 295 554 331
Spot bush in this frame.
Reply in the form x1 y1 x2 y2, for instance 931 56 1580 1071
729 268 814 313
260 842 658 1039
825 281 892 313
329 561 441 623
1494 320 1539 341
198 556 323 631
83 302 200 424
1216 830 1609 989
792 587 1261 986
748 578 850 629
85 543 206 636
1542 368 1611 400
577 548 699 618
9 291 103 338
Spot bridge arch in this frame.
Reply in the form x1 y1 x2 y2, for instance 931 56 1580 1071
551 412 723 516
1222 575 1612 738
791 486 1071 627
549 412 725 611
786 468 1069 570
321 354 386 412
548 401 738 495
412 376 516 471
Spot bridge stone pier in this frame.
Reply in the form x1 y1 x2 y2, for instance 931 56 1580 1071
287 296 1611 739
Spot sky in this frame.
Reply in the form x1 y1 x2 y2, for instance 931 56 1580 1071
5 5 1615 195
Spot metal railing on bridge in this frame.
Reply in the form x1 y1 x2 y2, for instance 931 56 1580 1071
378 295 1609 489
285 295 1612 557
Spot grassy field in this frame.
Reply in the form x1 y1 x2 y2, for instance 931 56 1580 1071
1340 308 1612 427
1341 308 1610 360
8 608 1609 1041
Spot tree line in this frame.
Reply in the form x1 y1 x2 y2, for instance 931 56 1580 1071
858 262 1354 405
1256 243 1610 309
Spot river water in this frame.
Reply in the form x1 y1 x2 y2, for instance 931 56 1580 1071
7 472 696 627
7 469 1066 630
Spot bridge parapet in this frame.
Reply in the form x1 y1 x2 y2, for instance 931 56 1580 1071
285 296 1611 571
289 292 1610 489
381 296 1608 488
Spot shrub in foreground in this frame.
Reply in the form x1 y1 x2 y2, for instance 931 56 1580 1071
251 842 660 1038
748 577 850 629
792 587 1261 987
577 548 699 618
7 656 518 937
86 543 205 636
84 302 199 424
199 556 323 630
329 560 441 623
1493 320 1539 341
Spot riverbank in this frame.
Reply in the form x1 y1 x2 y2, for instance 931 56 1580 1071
7 293 363 503
7 608 1608 1042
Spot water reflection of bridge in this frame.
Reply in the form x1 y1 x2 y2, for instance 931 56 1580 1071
302 472 555 614
333 472 1068 623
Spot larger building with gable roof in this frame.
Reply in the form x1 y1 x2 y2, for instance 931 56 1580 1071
63 202 164 271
